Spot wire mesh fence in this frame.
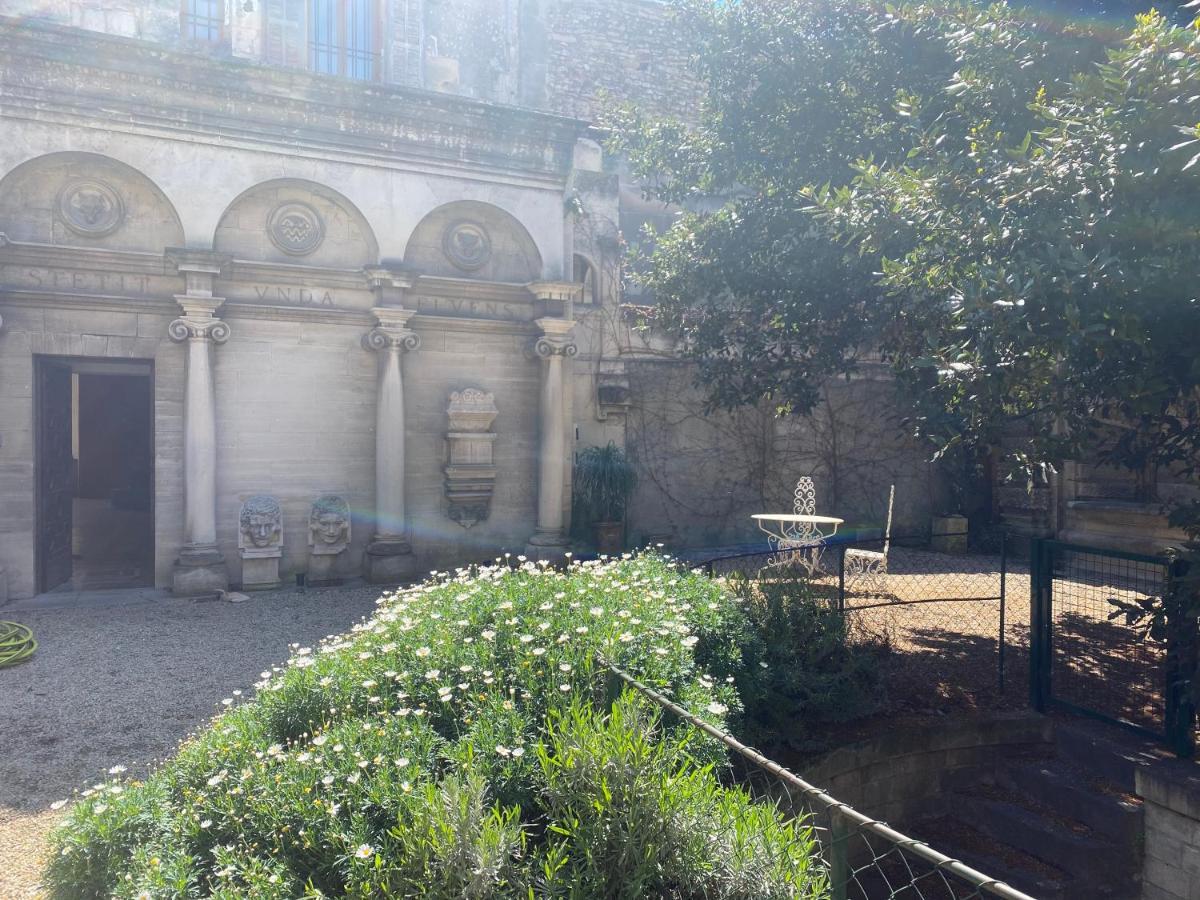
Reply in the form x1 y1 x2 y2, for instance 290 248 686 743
1028 539 1197 755
698 536 1019 702
603 660 1038 900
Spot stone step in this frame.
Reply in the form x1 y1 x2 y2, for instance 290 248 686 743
998 758 1143 847
906 813 1070 900
956 794 1130 884
1053 719 1166 792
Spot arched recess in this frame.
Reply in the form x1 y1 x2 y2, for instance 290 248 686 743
213 179 379 268
404 200 543 282
0 152 184 252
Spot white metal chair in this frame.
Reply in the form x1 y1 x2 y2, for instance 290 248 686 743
845 484 895 595
766 476 826 575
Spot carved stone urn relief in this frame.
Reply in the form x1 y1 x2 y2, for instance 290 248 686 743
444 388 498 528
238 494 283 590
308 494 351 585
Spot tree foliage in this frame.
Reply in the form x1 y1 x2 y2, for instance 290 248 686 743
611 0 1200 526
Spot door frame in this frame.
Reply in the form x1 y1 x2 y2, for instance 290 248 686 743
33 354 156 593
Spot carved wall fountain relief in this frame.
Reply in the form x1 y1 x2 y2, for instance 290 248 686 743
58 178 126 237
308 494 351 585
238 494 283 590
444 388 498 528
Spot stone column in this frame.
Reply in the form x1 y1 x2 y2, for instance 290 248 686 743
525 316 578 559
166 250 231 595
168 295 230 594
362 285 420 583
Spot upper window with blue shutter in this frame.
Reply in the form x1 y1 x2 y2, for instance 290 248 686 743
182 0 226 44
308 0 380 81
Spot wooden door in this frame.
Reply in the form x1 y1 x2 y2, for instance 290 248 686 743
37 359 74 592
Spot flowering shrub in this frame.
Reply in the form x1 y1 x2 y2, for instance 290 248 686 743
46 555 828 899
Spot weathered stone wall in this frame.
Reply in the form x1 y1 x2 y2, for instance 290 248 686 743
1135 760 1200 900
621 358 943 549
803 714 1053 834
527 0 702 121
210 314 543 588
6 0 699 119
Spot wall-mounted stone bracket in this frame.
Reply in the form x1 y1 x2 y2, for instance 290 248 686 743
444 388 498 529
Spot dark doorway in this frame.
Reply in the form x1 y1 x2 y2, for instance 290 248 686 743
35 357 154 593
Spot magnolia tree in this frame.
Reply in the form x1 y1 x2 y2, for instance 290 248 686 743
612 1 1200 524
611 0 1200 736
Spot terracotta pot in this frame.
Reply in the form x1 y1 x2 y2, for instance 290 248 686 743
594 521 624 556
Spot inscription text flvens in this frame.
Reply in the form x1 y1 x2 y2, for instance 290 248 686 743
415 295 527 322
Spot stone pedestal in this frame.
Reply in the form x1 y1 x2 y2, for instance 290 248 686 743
174 544 228 595
167 259 231 595
525 313 578 561
931 514 968 555
364 538 416 584
308 494 350 586
307 551 343 587
238 494 283 590
240 551 282 590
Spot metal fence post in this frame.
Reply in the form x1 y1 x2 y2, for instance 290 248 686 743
1029 538 1047 712
829 808 850 900
1164 556 1196 759
998 532 1007 693
837 546 846 613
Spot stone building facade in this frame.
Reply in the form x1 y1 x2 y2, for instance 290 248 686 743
0 2 940 602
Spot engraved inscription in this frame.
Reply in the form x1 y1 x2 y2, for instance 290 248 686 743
251 285 337 307
414 295 528 322
0 265 153 295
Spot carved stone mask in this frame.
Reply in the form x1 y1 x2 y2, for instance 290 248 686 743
245 514 277 547
309 495 351 548
315 512 347 544
239 495 282 549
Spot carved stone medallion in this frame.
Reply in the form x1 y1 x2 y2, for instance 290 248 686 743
58 179 124 237
267 202 325 255
443 221 491 271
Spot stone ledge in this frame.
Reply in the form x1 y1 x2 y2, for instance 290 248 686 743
1138 759 1200 823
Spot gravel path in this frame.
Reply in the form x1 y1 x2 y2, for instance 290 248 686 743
0 584 383 899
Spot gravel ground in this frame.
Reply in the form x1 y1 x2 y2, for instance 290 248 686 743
0 583 383 899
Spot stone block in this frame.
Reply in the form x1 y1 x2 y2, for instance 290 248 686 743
173 560 228 596
363 539 417 584
240 553 281 590
1146 855 1192 900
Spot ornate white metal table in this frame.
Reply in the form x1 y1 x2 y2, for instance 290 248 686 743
751 513 845 576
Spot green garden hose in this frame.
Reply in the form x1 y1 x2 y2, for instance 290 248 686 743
0 621 36 668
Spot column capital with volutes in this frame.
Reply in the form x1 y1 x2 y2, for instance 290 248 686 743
363 306 420 353
533 316 577 358
169 296 229 344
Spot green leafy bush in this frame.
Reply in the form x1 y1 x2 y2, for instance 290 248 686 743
718 571 885 751
46 555 828 899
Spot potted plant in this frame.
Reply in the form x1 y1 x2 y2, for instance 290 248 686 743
931 441 975 554
573 442 638 555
